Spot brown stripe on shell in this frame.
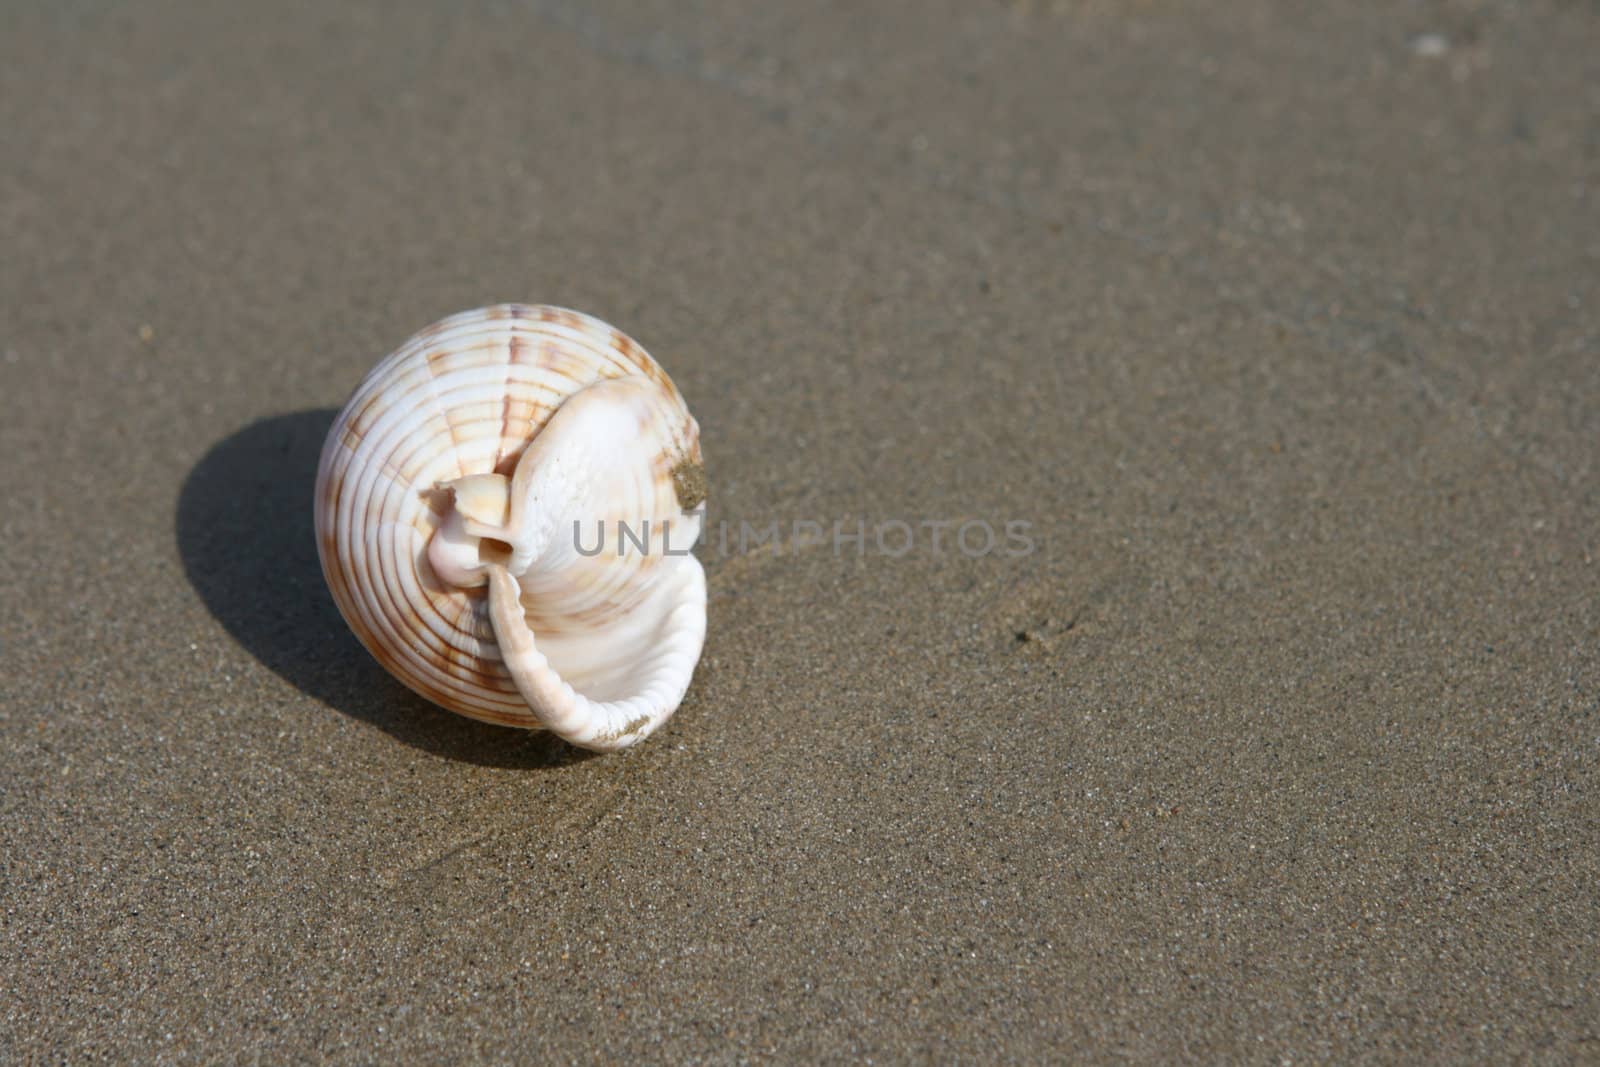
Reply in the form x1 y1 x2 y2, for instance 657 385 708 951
554 307 590 333
610 327 681 401
495 335 523 473
358 616 524 714
609 327 646 370
319 529 339 568
427 348 470 451
347 367 440 439
492 448 526 477
370 591 519 688
539 337 598 384
321 466 348 528
397 667 531 725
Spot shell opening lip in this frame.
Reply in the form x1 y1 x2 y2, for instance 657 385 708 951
484 553 707 752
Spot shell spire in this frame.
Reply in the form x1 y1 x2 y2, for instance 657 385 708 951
314 305 707 751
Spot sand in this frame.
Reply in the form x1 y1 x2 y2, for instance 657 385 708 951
2 0 1596 1061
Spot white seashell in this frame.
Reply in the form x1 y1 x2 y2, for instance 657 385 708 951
314 305 708 751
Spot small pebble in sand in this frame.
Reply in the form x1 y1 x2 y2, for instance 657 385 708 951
1411 33 1450 58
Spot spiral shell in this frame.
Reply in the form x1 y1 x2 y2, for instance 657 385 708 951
314 305 707 751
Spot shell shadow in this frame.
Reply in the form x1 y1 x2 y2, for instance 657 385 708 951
176 409 593 770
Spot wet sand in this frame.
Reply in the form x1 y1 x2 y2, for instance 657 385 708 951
2 1 1596 1060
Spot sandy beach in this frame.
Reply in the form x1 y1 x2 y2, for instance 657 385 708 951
2 0 1596 1060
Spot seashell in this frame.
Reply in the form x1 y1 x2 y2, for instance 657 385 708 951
314 305 708 751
